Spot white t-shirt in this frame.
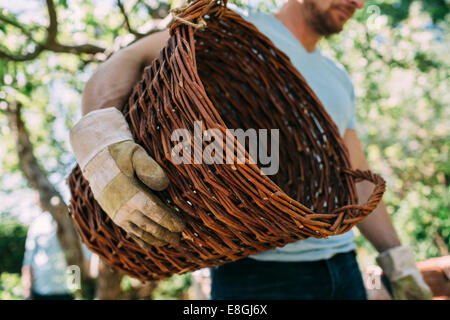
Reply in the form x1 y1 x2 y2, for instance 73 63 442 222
230 5 357 262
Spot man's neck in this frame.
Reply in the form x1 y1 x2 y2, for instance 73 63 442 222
273 1 321 53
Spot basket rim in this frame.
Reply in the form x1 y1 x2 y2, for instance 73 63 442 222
161 0 375 226
67 0 387 281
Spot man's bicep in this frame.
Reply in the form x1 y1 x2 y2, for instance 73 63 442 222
124 29 170 67
343 128 370 171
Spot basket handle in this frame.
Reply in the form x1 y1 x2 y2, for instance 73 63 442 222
340 167 387 218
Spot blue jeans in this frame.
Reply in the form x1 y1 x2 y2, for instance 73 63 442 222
210 250 367 300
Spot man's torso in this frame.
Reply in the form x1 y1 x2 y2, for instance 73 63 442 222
230 6 357 262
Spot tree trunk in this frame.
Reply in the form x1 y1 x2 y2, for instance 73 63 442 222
6 101 85 266
6 101 120 299
95 260 124 299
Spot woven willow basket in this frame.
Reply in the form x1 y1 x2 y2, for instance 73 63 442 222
67 0 386 280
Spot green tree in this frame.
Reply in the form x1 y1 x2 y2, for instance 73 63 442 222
0 0 176 299
0 216 28 273
0 0 448 299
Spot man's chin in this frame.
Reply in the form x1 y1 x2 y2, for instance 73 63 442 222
313 13 346 36
332 17 347 30
327 20 345 35
322 24 344 36
327 13 348 34
334 24 344 33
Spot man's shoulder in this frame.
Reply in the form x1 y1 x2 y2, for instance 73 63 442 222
227 4 267 20
227 3 248 16
318 52 355 94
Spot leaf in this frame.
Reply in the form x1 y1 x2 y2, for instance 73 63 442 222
58 0 69 9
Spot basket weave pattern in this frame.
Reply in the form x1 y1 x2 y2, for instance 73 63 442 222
67 0 386 280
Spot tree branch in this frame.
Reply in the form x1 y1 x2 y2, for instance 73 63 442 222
0 14 36 39
0 0 173 62
43 42 105 55
46 0 58 43
0 46 45 62
116 0 145 38
0 0 106 62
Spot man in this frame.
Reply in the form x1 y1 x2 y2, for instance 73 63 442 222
70 0 432 299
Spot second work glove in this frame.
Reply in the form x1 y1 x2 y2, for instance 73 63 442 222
70 107 185 250
377 245 433 300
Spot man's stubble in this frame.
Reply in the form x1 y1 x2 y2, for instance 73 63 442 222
303 0 351 36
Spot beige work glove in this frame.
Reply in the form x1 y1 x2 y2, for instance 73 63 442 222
376 245 433 300
70 107 185 250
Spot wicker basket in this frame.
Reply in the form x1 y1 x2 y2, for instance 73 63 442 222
67 0 386 281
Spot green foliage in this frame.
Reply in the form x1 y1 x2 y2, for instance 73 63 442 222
0 0 448 299
320 1 449 259
119 273 192 299
379 0 449 24
394 184 449 260
152 273 192 300
0 217 28 273
0 272 23 300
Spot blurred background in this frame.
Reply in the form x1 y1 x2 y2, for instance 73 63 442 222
0 0 448 299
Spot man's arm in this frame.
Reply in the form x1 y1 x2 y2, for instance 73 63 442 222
343 128 432 299
82 29 170 115
70 28 185 250
342 128 401 252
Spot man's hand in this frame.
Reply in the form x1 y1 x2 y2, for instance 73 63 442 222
70 108 185 249
71 29 183 250
377 245 433 300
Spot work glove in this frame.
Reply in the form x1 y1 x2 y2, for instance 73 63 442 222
70 107 185 250
376 245 433 300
